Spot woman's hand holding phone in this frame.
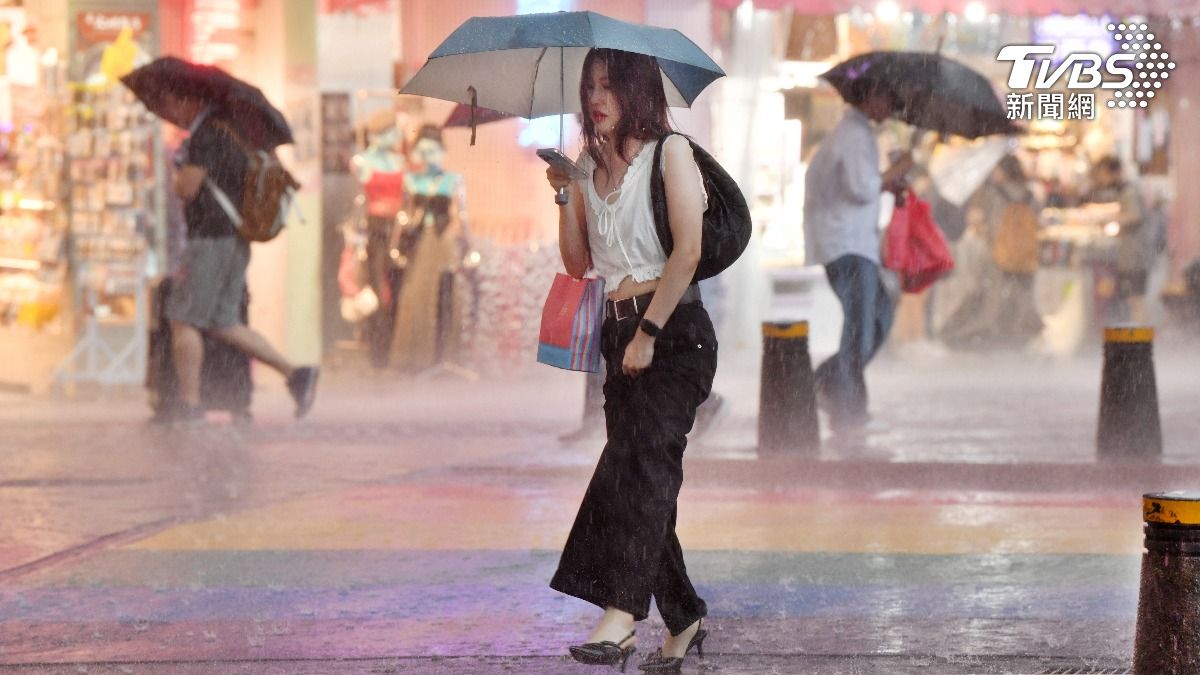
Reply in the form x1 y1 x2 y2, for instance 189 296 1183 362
538 148 586 205
546 165 573 191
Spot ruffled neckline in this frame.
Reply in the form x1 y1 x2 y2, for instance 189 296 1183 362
587 141 652 205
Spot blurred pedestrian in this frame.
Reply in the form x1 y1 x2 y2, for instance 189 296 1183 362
545 48 714 673
162 91 319 425
941 155 1043 350
803 80 909 433
1086 156 1150 324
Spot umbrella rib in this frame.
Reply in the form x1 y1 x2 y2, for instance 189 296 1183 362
530 47 548 119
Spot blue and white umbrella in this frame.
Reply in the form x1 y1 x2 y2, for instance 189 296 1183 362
400 10 724 137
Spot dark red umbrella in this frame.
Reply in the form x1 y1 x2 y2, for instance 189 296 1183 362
438 86 517 146
443 102 513 128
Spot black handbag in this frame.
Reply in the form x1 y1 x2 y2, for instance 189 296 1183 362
649 133 752 282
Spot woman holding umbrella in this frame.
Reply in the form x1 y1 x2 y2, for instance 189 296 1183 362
546 48 714 673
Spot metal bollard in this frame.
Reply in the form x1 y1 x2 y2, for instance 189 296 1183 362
1096 327 1162 460
757 321 819 455
1134 492 1200 674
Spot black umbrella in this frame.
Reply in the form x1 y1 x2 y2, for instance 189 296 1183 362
821 51 1020 139
121 56 293 149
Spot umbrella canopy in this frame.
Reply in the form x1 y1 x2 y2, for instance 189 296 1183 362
399 11 725 119
928 136 1013 207
821 51 1020 139
121 56 293 149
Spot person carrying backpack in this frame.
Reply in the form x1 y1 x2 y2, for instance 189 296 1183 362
941 154 1044 350
160 91 318 427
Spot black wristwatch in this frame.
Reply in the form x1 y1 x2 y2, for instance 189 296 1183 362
639 318 662 338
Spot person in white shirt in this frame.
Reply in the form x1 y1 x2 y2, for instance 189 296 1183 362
803 80 912 432
545 48 714 673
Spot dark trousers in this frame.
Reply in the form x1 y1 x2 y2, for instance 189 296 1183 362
550 302 717 636
814 254 894 426
363 215 400 369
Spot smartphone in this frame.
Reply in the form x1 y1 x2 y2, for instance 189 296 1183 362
536 148 588 180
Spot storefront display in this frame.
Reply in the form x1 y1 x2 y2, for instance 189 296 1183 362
52 81 163 387
0 6 73 391
0 124 66 333
46 1 164 388
1035 202 1123 354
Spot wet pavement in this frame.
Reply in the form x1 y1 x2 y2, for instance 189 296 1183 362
1 343 1198 674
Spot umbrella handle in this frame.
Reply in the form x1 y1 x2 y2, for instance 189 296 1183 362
555 187 569 205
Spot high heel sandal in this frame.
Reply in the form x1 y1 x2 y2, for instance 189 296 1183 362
636 619 708 673
569 629 637 672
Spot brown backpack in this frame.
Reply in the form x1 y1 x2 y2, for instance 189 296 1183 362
991 201 1040 274
206 120 301 243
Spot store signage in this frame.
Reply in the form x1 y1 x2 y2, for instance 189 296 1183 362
76 11 151 44
1032 15 1118 64
999 21 1172 121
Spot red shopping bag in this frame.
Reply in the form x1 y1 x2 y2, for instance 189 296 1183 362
536 273 605 372
883 190 954 293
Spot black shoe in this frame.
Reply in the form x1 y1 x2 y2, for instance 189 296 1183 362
287 367 319 420
569 630 636 672
638 620 707 673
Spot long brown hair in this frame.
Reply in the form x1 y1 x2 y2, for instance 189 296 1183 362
579 48 671 177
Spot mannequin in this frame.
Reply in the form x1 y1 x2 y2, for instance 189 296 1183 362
350 109 406 369
391 125 470 373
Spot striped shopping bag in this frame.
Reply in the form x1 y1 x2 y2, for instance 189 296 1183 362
536 273 605 372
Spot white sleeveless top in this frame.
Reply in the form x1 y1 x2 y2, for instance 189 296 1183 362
576 140 705 291
577 143 665 290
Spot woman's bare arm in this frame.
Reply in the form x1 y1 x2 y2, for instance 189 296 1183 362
549 168 591 277
638 135 704 331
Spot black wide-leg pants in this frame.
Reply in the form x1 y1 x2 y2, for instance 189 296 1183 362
550 301 718 636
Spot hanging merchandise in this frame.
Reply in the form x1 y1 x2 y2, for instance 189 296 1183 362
0 7 72 391
49 2 165 388
54 82 163 387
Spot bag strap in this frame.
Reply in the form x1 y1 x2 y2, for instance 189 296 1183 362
649 132 679 195
193 115 251 229
207 181 244 228
649 133 681 257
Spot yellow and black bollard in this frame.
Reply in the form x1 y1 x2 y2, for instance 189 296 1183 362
1096 327 1162 460
1134 492 1200 674
757 321 819 455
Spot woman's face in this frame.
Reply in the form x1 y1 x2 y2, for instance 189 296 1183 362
584 59 620 139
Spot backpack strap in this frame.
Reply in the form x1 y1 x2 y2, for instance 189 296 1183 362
195 116 253 229
207 181 244 227
649 133 684 259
